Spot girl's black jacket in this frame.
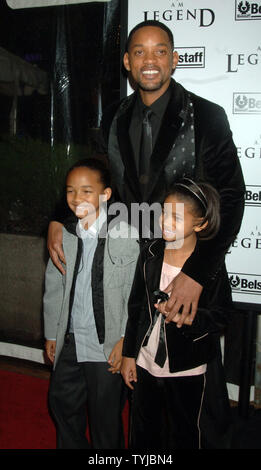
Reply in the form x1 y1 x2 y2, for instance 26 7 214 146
122 238 233 373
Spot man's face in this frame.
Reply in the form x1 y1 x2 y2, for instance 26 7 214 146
123 26 179 98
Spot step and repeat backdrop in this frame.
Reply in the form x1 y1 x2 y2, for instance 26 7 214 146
126 0 261 306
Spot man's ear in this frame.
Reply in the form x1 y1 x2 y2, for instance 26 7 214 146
172 51 179 70
123 52 131 72
194 219 208 233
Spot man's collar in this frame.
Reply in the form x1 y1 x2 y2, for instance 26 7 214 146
137 80 173 118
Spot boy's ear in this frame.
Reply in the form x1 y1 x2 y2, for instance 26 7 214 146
194 219 208 233
101 187 112 202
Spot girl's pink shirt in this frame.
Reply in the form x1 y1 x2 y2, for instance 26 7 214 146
136 262 207 377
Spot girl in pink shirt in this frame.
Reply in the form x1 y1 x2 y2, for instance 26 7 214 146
121 178 232 450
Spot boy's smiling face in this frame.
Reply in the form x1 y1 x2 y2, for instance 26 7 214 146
66 167 111 222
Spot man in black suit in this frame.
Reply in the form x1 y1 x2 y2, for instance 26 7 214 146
48 19 244 333
101 20 245 326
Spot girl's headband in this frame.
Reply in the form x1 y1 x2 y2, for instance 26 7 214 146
174 178 207 212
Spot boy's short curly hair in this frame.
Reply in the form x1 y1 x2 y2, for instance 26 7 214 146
67 157 111 189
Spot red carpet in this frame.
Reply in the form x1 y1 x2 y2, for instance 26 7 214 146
0 369 129 449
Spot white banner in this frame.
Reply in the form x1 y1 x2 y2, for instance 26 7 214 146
127 0 261 305
6 0 110 9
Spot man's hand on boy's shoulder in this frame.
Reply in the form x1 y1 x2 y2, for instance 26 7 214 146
47 221 66 275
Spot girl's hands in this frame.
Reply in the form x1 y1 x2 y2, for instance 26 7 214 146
108 338 124 374
154 272 202 327
45 340 56 363
154 300 193 325
121 357 137 390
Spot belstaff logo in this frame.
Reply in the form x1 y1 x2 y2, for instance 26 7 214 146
229 275 241 288
238 1 251 14
176 47 205 68
229 273 261 295
245 185 261 206
235 1 261 19
233 93 261 114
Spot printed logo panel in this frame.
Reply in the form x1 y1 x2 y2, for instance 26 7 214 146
235 1 261 20
245 185 261 206
176 47 205 68
229 273 261 296
233 93 261 114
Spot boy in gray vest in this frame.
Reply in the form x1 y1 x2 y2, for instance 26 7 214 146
43 158 139 449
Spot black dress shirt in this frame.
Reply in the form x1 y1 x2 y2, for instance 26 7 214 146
129 84 172 173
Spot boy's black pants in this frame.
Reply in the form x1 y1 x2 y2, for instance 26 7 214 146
48 334 126 449
130 365 206 450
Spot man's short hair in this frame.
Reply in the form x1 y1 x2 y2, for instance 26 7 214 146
125 20 174 52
